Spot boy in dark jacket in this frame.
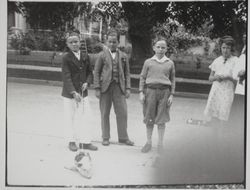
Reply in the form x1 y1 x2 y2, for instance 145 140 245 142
61 31 97 152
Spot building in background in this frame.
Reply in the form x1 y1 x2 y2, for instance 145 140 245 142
7 2 130 54
8 10 27 32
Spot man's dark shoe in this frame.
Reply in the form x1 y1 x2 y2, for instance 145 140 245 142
119 139 134 146
80 143 98 151
68 142 78 152
141 143 152 153
102 140 110 146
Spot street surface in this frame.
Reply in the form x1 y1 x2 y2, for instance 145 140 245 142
6 82 244 186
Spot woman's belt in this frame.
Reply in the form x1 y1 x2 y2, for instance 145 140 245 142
146 83 171 90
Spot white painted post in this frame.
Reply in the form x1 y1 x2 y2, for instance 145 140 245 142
15 13 27 32
89 22 92 36
99 17 103 41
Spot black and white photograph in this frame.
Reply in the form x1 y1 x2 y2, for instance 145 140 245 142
1 0 248 189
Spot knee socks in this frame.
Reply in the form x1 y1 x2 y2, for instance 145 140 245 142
146 124 154 144
157 124 166 146
146 124 166 145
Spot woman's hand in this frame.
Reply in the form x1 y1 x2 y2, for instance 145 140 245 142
139 92 145 104
125 89 130 99
214 74 223 82
220 74 236 82
209 71 222 82
95 89 101 99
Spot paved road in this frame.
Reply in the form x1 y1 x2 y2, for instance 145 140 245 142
6 82 244 186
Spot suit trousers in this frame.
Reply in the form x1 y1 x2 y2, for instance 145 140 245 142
100 81 129 141
63 96 93 145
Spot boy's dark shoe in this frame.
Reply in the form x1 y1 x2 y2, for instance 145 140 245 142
141 143 152 153
80 143 98 151
119 139 134 146
68 142 78 152
102 140 110 146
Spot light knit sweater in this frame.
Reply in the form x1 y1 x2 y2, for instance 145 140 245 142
139 56 175 94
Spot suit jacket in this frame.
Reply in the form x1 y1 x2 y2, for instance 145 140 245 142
93 47 131 94
61 51 93 98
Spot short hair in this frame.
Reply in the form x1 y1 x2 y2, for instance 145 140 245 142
152 36 167 46
219 35 235 50
106 29 120 41
65 30 80 40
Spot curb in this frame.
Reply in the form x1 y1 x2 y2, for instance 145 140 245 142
7 77 208 99
8 64 212 85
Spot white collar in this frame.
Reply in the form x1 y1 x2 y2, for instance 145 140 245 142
72 51 81 60
72 50 80 55
151 55 170 63
108 49 117 59
109 49 117 54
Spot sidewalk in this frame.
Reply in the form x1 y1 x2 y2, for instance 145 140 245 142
6 82 244 186
7 63 212 96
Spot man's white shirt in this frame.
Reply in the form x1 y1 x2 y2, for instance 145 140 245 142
109 49 116 60
73 51 81 60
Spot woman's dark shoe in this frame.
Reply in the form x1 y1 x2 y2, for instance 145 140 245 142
102 140 110 146
118 139 134 146
68 142 78 152
80 143 98 151
141 143 152 153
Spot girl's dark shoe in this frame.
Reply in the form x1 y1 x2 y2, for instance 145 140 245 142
141 143 152 153
68 142 78 152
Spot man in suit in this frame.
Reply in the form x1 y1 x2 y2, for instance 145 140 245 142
61 31 98 152
94 29 134 146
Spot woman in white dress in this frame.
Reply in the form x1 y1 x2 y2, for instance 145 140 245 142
229 34 246 128
204 36 238 126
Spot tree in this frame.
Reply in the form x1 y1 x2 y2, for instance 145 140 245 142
122 2 171 66
13 2 92 30
121 1 246 66
11 1 246 60
170 1 247 48
90 2 124 40
8 1 23 14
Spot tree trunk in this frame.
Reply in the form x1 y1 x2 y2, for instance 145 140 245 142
231 16 245 56
129 33 153 73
